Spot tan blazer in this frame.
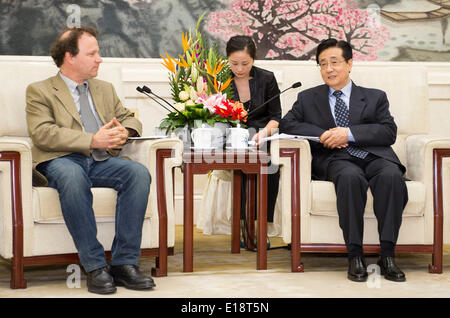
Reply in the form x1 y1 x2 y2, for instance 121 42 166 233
26 74 142 185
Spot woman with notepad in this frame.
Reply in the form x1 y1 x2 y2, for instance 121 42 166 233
197 36 282 249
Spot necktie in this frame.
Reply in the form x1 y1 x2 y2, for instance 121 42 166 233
333 90 368 159
76 84 109 161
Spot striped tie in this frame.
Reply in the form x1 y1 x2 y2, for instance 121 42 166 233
333 90 368 159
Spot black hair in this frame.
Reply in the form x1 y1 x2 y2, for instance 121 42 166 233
315 38 353 64
226 35 256 59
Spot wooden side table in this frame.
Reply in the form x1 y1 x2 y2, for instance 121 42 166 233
182 149 270 272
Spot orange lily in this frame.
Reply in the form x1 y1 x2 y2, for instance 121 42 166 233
213 59 224 75
205 59 213 77
161 52 176 73
174 55 189 68
206 59 226 79
213 77 218 92
182 32 192 53
241 111 248 122
220 77 232 92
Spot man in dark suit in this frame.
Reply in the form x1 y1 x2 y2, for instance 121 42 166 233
279 38 408 282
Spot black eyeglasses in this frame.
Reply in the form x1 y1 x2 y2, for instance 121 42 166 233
318 60 346 70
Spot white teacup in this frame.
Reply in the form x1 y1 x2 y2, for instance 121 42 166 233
228 127 249 148
191 127 213 148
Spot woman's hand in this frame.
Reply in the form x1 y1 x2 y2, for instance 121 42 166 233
251 128 268 145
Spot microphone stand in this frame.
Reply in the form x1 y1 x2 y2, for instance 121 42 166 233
136 86 192 148
142 86 186 117
136 87 173 113
241 82 301 122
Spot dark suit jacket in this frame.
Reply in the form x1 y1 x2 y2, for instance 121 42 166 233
279 82 405 180
231 66 281 130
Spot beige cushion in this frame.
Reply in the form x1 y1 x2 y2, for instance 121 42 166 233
32 186 153 223
0 62 58 137
308 214 427 245
310 180 425 218
33 187 114 223
350 66 429 136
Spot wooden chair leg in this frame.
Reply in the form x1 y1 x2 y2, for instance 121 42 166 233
11 256 27 289
429 149 449 274
429 252 443 274
0 152 28 288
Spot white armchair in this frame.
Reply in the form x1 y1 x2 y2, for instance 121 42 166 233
271 65 450 273
0 59 182 288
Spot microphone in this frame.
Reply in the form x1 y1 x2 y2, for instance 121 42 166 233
241 81 302 121
136 86 173 113
139 85 188 120
291 82 302 89
142 86 183 115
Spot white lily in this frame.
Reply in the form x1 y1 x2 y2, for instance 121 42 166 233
196 76 204 93
189 86 198 101
191 63 198 83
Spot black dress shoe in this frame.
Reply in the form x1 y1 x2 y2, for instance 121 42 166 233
109 264 155 290
87 267 117 294
347 256 368 282
377 256 406 282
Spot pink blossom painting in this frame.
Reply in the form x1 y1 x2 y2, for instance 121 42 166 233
206 0 390 61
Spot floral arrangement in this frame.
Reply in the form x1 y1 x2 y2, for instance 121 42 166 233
158 13 247 133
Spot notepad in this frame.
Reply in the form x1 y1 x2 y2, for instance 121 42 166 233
127 135 169 140
261 133 320 143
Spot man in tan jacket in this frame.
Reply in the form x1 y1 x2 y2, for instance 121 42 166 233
26 26 154 294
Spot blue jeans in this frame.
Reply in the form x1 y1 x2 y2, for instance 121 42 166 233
37 153 151 272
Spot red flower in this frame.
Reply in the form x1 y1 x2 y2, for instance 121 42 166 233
213 100 248 122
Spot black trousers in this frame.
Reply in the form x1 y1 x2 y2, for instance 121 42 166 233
326 151 408 258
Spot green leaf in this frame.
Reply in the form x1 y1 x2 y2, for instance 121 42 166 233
206 118 216 127
196 11 206 31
